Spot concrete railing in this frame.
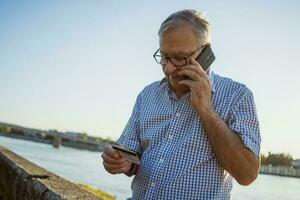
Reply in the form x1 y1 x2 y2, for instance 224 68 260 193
0 146 103 200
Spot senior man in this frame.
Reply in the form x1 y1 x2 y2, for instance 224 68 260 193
102 9 261 199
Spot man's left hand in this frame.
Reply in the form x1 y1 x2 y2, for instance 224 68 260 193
178 58 213 115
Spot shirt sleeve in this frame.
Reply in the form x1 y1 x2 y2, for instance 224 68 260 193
227 88 261 157
117 92 142 154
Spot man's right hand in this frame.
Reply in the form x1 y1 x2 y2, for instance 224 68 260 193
101 145 132 174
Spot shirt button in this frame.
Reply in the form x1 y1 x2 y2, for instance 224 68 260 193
151 182 156 187
168 135 173 140
159 159 164 163
176 112 181 117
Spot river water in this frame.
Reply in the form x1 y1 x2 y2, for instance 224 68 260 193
1 136 299 200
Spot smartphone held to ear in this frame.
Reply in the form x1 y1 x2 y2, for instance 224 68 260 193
195 45 215 72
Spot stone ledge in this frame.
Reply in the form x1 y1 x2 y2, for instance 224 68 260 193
0 146 103 200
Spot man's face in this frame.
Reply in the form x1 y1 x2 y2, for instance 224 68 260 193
159 25 200 95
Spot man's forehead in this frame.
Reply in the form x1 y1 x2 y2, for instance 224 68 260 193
159 26 199 56
159 48 196 56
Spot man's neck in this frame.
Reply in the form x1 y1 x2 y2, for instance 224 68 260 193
175 90 189 99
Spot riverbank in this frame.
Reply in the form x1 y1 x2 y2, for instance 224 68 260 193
0 131 106 152
0 121 109 152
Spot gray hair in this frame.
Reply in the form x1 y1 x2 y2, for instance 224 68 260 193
158 9 211 46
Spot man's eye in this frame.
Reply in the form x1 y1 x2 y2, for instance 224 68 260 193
170 57 186 66
172 57 186 62
161 57 167 61
174 57 185 61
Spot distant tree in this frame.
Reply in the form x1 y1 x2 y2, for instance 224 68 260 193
101 137 115 144
11 128 24 135
79 133 89 141
261 154 267 164
0 126 12 133
261 152 294 167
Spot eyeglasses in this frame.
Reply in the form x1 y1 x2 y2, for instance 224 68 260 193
153 46 203 68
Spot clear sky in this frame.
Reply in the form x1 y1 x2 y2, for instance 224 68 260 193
0 0 299 158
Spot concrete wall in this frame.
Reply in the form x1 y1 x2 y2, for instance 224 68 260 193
0 146 103 200
260 165 300 178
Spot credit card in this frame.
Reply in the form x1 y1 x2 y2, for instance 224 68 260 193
111 144 140 165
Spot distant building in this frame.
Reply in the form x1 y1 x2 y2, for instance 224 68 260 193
0 121 106 151
65 131 84 140
292 159 300 169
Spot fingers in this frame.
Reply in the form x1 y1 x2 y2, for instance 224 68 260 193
102 152 124 164
176 58 208 81
101 144 132 174
103 160 131 174
178 63 211 91
177 69 200 81
178 79 194 88
189 58 208 76
104 145 121 159
190 58 207 74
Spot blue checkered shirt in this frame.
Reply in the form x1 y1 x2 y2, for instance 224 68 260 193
118 72 261 200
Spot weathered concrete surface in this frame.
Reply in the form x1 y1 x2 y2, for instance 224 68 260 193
0 146 103 200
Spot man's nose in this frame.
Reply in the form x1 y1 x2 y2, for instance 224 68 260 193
163 60 177 74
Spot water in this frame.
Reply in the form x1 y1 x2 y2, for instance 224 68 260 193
1 136 300 200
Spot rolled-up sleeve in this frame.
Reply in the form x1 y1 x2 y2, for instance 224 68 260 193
117 92 142 154
228 88 261 156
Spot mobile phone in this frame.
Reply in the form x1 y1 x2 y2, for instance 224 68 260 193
195 45 215 72
111 144 140 165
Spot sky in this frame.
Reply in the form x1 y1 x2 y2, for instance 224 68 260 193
0 0 299 158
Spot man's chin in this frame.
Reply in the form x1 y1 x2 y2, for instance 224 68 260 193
170 81 190 93
165 76 189 92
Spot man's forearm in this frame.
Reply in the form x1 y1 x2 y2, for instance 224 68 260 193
199 108 260 185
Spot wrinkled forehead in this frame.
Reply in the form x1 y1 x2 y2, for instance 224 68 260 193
159 25 199 56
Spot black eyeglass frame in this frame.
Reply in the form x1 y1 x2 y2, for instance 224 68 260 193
153 45 205 68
